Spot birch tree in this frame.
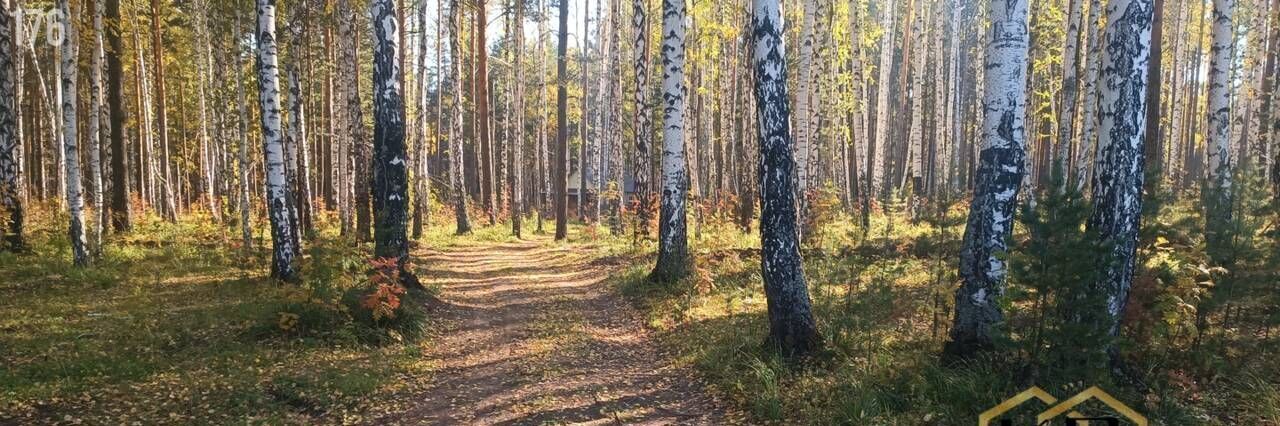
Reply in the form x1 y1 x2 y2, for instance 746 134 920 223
256 0 299 281
1075 0 1103 190
448 0 471 234
944 0 1031 360
60 0 90 266
371 0 413 278
88 0 105 250
1205 0 1234 228
752 0 819 357
796 0 816 207
511 0 525 238
632 0 653 236
237 12 253 250
871 0 897 197
1086 0 1154 348
1056 0 1085 183
651 0 689 282
0 0 22 250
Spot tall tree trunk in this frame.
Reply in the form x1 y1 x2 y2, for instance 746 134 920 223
1075 0 1104 190
1205 0 1234 229
871 0 897 198
1265 0 1280 196
796 0 816 217
751 0 820 357
256 0 299 281
1057 0 1086 186
87 0 105 252
0 0 23 250
1143 0 1166 184
151 0 176 221
631 0 653 238
449 0 472 234
61 0 90 266
651 0 689 282
196 0 220 222
286 4 313 240
413 0 432 239
237 12 253 250
943 0 1031 360
339 0 372 242
511 0 525 238
554 0 570 240
1086 0 1155 359
371 0 413 279
476 0 496 226
107 0 129 232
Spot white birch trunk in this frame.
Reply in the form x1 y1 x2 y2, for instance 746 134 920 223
945 0 1030 358
1057 0 1086 182
872 0 897 197
87 0 104 250
651 0 688 281
632 0 653 230
1075 0 1104 190
796 0 816 202
1206 0 1234 194
0 0 24 250
1087 0 1155 339
256 0 298 281
60 0 89 266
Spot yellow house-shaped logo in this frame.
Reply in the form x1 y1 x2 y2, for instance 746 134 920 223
979 386 1147 426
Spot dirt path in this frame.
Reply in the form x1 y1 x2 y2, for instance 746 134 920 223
375 236 737 425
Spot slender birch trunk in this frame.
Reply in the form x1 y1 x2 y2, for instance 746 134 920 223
87 0 105 251
237 12 253 250
448 0 471 234
0 0 23 250
371 0 413 278
651 0 689 282
1057 0 1086 185
60 0 89 266
255 0 299 281
1206 0 1234 214
796 0 816 208
1075 0 1104 190
511 0 526 238
944 0 1031 360
872 0 897 198
632 0 653 237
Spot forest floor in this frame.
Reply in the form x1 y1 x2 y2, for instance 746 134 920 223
372 236 739 425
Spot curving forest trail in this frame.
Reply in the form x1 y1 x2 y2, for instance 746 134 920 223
375 237 737 425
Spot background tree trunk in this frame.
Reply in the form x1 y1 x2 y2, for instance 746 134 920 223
554 0 570 240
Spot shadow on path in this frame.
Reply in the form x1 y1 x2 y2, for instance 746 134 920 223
370 236 736 425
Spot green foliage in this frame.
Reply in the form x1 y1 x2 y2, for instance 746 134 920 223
1004 168 1110 384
